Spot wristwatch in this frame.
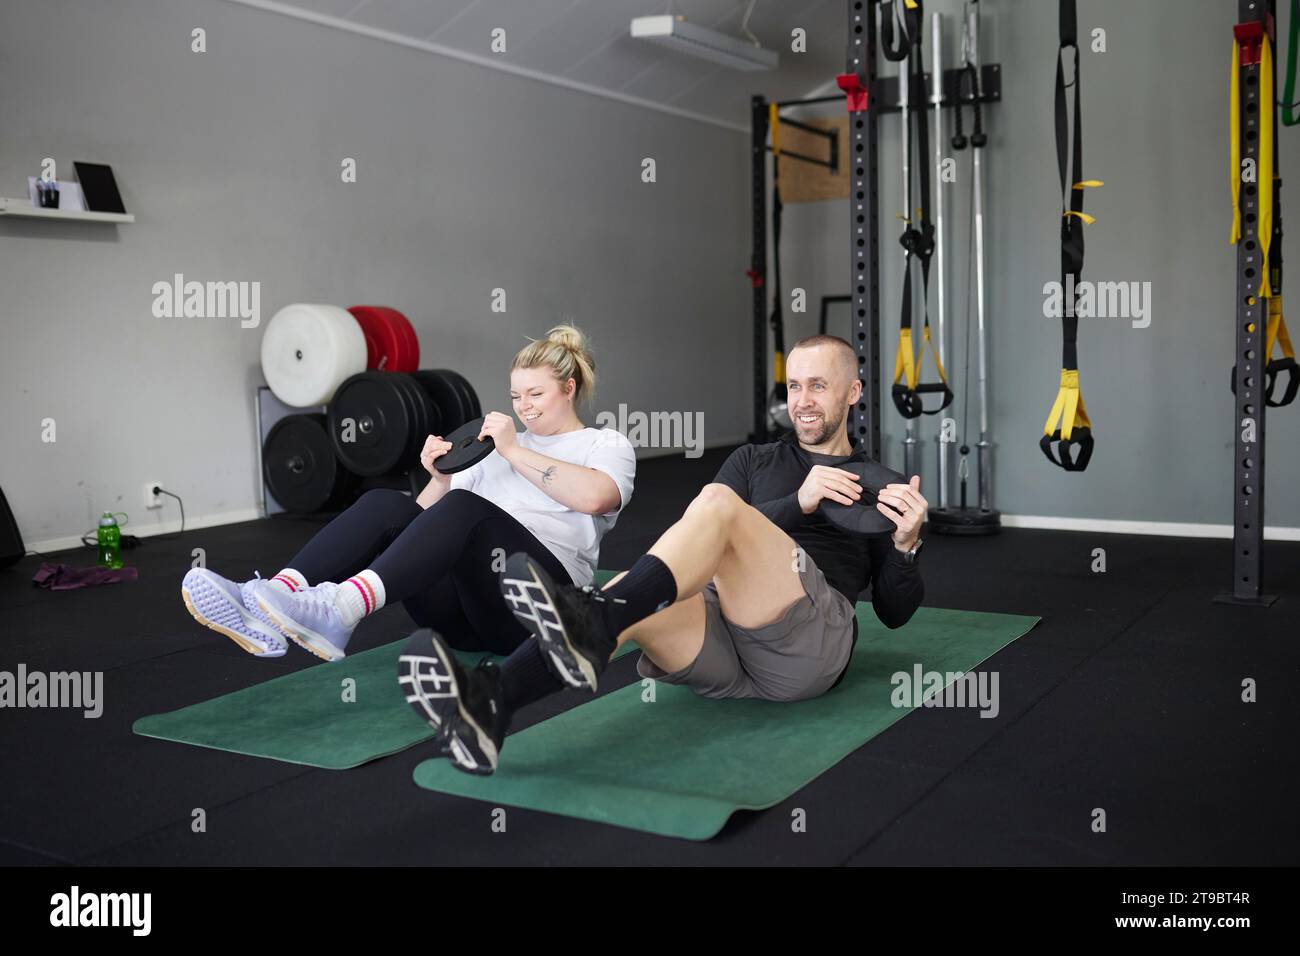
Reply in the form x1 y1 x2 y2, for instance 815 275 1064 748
899 537 924 565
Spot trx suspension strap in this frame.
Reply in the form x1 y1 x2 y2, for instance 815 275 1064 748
884 0 953 420
1041 0 1103 470
1230 2 1297 407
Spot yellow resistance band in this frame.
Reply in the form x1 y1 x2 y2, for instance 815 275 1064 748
892 324 949 391
1043 368 1092 441
1230 34 1275 298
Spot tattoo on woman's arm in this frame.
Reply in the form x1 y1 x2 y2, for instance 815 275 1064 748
531 465 557 486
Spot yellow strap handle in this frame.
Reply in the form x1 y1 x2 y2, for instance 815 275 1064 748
774 350 785 383
921 324 950 384
893 326 952 391
1043 368 1092 440
1266 296 1294 360
893 329 917 389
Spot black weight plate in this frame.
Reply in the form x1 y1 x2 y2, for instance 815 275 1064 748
406 373 434 462
264 413 340 513
443 369 481 420
436 368 480 424
432 368 476 430
327 371 413 477
405 375 441 464
414 369 470 433
818 459 909 536
434 417 495 475
406 372 443 440
390 372 428 468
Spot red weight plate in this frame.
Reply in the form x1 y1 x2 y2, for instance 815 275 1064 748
381 309 413 373
346 306 380 368
349 305 405 372
375 306 420 372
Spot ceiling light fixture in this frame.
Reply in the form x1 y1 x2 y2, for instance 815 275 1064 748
630 13 778 72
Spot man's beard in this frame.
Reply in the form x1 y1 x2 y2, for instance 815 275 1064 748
795 405 846 445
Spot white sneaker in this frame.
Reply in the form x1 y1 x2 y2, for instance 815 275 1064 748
254 581 354 662
181 568 288 658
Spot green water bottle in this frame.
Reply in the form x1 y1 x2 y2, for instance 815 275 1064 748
97 512 122 569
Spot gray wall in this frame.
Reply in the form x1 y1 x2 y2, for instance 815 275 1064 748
778 0 1300 531
0 0 750 549
2 0 1296 551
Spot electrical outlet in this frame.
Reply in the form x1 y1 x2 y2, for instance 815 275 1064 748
144 482 164 510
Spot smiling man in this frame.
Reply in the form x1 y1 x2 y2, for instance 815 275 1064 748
403 334 927 775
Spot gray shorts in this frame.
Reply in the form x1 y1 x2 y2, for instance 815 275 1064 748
635 558 856 702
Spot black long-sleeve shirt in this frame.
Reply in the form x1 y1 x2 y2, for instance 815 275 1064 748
712 434 925 632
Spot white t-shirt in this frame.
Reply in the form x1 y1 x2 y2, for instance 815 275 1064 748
450 427 636 587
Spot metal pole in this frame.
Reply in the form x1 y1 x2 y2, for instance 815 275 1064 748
1214 0 1275 605
899 23 920 480
929 10 949 510
848 0 882 460
750 96 769 443
968 1 993 511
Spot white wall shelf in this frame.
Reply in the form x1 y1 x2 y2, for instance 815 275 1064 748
0 197 133 223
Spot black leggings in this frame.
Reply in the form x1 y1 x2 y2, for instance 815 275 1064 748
286 488 573 655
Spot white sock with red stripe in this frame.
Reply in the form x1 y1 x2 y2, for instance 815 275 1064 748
335 570 386 626
267 568 308 594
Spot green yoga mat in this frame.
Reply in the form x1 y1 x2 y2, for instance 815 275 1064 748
133 638 470 769
413 604 1040 840
133 572 629 769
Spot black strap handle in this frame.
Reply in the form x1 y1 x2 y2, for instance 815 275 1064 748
879 0 920 63
892 381 955 418
1040 427 1094 471
1231 356 1300 407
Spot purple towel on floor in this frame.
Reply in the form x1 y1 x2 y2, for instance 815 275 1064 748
33 562 137 590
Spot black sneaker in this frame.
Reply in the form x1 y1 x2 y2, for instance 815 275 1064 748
500 552 618 692
397 628 508 775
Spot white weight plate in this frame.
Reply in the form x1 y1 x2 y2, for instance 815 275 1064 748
260 303 367 408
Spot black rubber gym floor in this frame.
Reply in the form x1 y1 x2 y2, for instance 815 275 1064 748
2 446 1296 866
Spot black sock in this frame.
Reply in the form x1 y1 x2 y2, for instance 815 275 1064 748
598 553 678 637
497 638 565 714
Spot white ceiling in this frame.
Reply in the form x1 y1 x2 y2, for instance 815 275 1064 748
240 0 848 128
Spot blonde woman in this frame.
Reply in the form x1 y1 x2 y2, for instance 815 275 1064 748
182 325 636 677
